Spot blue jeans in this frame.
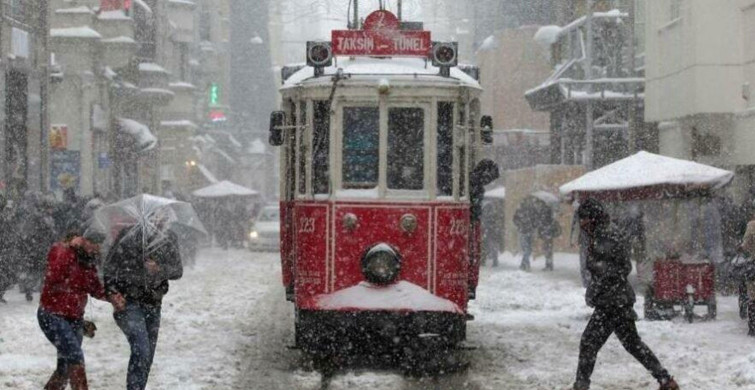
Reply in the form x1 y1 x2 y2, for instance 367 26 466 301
519 232 533 270
114 301 162 390
37 308 85 375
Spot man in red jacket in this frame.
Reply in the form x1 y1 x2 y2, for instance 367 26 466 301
38 235 123 390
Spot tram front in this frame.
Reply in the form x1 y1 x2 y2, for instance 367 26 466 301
268 10 497 355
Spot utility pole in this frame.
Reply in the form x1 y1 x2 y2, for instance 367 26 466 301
584 0 594 169
397 0 402 20
626 0 638 154
40 0 50 192
353 0 359 29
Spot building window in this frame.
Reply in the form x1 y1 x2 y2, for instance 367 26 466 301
4 0 25 23
437 102 454 196
691 128 721 158
312 101 330 195
670 0 681 20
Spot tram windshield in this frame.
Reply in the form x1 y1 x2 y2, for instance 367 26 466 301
387 107 424 190
342 107 379 189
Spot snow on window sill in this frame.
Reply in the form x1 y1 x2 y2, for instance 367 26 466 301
658 17 682 33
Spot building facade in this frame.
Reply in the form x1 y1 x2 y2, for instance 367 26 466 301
0 0 49 199
644 0 755 200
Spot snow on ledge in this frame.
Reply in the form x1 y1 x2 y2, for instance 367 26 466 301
98 10 131 20
316 281 463 313
138 62 169 73
55 6 94 14
534 25 562 46
101 36 136 44
50 26 102 39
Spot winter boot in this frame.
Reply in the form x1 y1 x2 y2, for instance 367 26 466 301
659 377 679 390
44 369 69 390
69 364 88 390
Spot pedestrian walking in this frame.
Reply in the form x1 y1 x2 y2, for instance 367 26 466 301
538 207 561 271
0 194 16 304
104 221 183 390
38 234 122 390
738 214 755 336
572 198 679 390
18 192 58 302
514 198 539 271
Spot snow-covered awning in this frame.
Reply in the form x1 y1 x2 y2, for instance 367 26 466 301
117 118 157 152
193 180 258 198
560 151 735 202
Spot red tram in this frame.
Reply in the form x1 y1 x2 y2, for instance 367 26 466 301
268 10 497 356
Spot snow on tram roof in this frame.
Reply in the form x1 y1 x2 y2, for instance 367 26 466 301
282 57 481 89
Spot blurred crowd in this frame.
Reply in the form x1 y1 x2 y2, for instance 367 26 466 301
0 189 105 303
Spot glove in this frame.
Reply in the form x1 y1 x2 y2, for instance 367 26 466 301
83 320 97 338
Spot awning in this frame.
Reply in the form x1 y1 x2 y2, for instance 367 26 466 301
560 151 735 201
193 180 258 198
117 118 157 152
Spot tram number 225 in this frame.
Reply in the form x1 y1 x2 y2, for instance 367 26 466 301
449 219 468 236
299 217 316 233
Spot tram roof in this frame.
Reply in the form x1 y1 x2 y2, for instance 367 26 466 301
282 57 481 90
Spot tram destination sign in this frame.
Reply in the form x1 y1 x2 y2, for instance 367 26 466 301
332 10 431 57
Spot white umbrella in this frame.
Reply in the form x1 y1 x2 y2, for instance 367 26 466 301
192 180 259 198
87 194 207 260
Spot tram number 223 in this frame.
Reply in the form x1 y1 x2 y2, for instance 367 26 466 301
449 219 468 236
299 217 316 233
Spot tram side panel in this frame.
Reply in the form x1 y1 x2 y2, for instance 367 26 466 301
435 206 471 312
293 203 330 306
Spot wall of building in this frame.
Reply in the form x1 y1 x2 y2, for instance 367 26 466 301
477 27 551 133
645 0 746 122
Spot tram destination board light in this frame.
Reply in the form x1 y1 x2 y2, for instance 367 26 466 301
432 42 458 77
307 41 333 77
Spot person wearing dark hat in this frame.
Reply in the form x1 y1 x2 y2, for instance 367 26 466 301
572 198 679 390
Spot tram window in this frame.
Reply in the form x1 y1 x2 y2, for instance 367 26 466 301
298 104 307 195
313 101 330 194
343 107 379 188
388 108 425 190
437 102 454 196
459 147 466 197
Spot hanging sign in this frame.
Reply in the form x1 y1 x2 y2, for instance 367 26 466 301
50 124 68 150
332 10 431 57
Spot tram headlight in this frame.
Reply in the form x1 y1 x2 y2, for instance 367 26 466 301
249 230 259 240
361 243 401 285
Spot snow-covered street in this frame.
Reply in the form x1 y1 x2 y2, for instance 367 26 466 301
2 249 754 389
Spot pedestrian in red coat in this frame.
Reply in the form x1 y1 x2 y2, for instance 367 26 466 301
38 235 123 390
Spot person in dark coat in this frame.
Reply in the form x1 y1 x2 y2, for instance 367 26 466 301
572 198 679 390
18 193 58 302
514 198 539 271
0 195 15 303
38 234 121 390
104 222 182 390
469 159 500 222
537 205 561 271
